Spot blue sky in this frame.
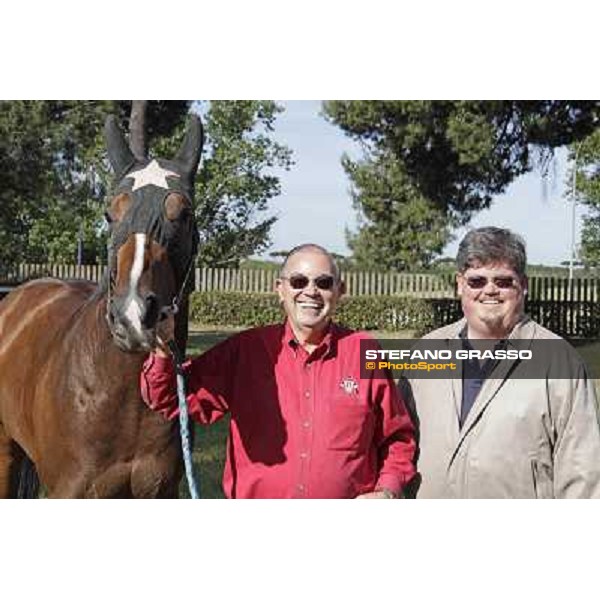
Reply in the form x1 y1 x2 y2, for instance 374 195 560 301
264 100 580 267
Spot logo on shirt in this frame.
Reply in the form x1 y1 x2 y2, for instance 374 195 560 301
339 376 359 396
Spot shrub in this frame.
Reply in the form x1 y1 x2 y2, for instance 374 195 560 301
189 291 436 334
337 295 435 334
189 291 282 328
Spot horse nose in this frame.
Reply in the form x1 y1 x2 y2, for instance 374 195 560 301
141 293 159 329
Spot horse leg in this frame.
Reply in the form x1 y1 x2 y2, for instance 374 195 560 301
47 477 89 499
48 463 134 498
0 426 36 498
0 426 15 498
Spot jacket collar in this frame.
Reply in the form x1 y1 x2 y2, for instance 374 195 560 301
444 315 532 345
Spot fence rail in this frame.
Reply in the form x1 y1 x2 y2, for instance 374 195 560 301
196 268 459 298
431 299 600 339
3 264 600 338
1 263 107 285
2 264 600 301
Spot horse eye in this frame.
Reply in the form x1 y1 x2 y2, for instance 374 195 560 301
104 211 113 225
110 192 132 222
164 193 187 221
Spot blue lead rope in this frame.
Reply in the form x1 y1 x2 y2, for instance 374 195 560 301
168 340 200 499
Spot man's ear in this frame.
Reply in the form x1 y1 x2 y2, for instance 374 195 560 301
456 273 464 296
275 279 285 304
338 279 347 296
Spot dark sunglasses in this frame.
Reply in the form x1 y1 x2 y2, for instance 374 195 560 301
282 274 337 291
465 275 517 290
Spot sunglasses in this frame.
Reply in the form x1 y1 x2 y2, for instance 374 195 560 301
281 274 337 291
464 276 517 290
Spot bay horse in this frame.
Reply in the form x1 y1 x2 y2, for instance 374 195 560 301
0 115 203 498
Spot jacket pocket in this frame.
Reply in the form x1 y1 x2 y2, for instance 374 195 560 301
531 459 554 499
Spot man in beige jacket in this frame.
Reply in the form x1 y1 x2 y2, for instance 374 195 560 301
404 227 600 498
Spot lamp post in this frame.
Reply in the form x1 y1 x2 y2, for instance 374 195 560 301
569 142 584 281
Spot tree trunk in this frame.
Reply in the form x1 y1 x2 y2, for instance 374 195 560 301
129 101 148 161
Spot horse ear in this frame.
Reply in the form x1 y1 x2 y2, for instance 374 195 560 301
175 115 204 179
104 116 136 176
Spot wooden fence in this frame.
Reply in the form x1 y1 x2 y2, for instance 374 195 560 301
3 264 600 301
1 263 107 285
429 298 600 339
3 265 600 337
196 267 458 298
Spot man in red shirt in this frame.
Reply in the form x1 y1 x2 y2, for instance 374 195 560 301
141 243 416 498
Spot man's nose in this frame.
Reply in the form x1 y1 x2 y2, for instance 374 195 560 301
304 281 320 294
482 281 500 293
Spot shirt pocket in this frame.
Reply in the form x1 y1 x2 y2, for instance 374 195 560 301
325 400 373 451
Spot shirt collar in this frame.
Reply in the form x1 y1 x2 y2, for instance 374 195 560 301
283 319 338 359
457 315 529 348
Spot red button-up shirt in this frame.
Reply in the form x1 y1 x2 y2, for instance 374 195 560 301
140 321 416 498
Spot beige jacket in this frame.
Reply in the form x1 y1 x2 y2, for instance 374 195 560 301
404 317 600 498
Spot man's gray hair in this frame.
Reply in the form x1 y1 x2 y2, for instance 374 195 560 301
280 243 340 279
457 227 527 276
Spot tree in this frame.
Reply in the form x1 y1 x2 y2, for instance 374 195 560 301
0 102 53 272
146 101 293 266
193 101 293 266
0 101 191 268
129 100 149 160
0 100 291 270
568 130 600 268
323 101 600 270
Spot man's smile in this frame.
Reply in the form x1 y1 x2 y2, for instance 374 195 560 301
296 300 324 312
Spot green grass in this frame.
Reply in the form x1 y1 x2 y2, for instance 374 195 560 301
178 326 600 498
177 328 234 498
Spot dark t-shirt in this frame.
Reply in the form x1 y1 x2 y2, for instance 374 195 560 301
459 333 507 428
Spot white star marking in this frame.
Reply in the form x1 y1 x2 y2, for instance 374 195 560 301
126 159 179 191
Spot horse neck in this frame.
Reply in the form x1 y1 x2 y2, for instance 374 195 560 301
89 293 128 355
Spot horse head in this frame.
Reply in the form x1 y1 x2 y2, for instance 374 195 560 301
104 115 203 352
